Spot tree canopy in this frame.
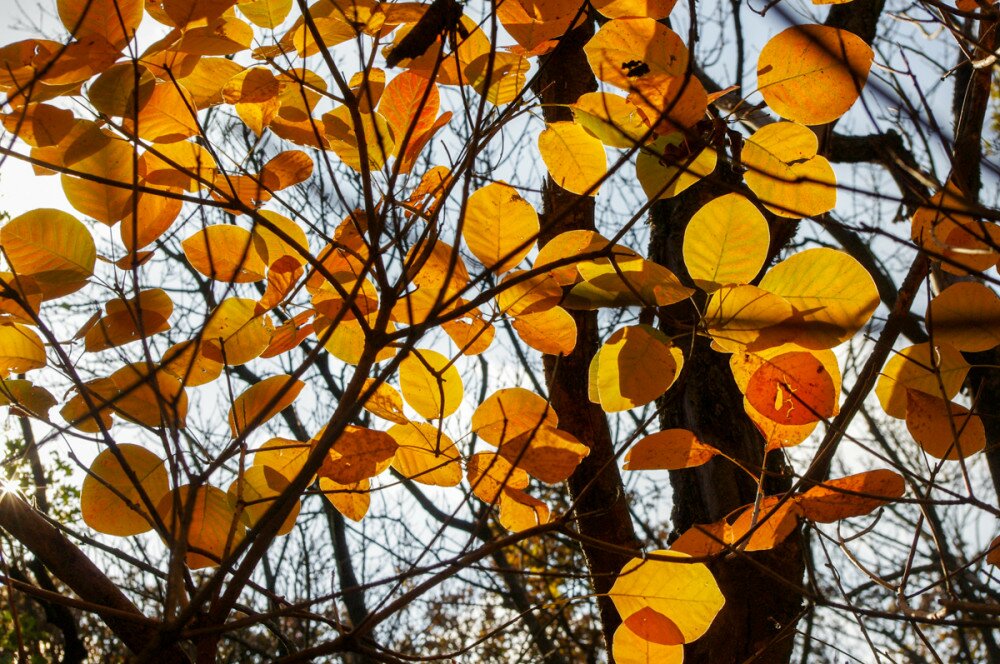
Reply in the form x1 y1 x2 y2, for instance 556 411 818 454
0 0 999 661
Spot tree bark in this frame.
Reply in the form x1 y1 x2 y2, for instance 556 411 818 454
533 15 641 656
650 169 805 663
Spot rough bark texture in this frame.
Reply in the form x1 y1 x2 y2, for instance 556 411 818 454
534 16 641 655
650 169 804 663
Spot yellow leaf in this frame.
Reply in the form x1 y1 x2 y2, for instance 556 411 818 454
223 67 284 136
593 325 683 412
228 374 305 438
512 307 578 356
85 289 173 352
624 429 719 470
57 0 143 48
156 485 244 569
399 349 463 420
498 425 589 484
570 255 694 309
704 285 796 352
758 248 878 349
228 466 300 536
136 82 201 143
176 57 244 108
0 323 46 377
362 379 409 424
323 106 395 171
757 24 873 125
627 72 707 135
729 496 801 551
498 487 550 531
109 363 188 429
612 621 684 664
609 550 725 644
796 469 905 522
905 391 985 460
683 194 770 291
442 310 495 356
81 445 169 536
319 477 370 521
404 240 467 304
466 52 529 105
585 18 688 90
538 121 607 196
471 387 559 446
729 345 841 449
875 343 969 419
253 437 311 482
238 0 292 27
0 272 41 323
467 452 529 503
534 230 616 286
388 422 462 487
200 298 274 366
120 190 183 252
463 182 539 273
496 270 563 316
636 134 717 201
1 208 95 299
570 92 650 149
160 340 224 388
183 225 268 283
592 0 677 19
927 282 1000 352
742 122 837 218
252 211 311 266
319 426 398 484
0 379 56 419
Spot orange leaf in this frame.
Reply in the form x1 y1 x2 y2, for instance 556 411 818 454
796 469 905 522
624 429 719 470
905 391 986 460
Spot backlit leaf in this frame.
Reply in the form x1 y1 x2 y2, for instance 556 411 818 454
612 621 684 664
592 325 683 412
683 194 770 291
1 208 95 299
229 374 305 438
362 379 409 424
388 422 462 486
905 391 985 460
81 445 169 536
538 121 607 196
758 248 878 349
927 282 1000 352
875 343 969 419
796 469 905 522
319 426 398 484
85 289 173 352
399 349 463 420
570 92 649 148
228 466 300 536
498 425 589 483
157 485 244 569
624 429 719 470
319 477 370 521
757 24 873 125
742 122 837 218
609 550 725 644
637 134 717 201
463 182 539 273
0 323 46 377
498 487 550 532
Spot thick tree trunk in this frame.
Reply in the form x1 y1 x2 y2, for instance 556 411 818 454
650 170 805 663
534 16 641 656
